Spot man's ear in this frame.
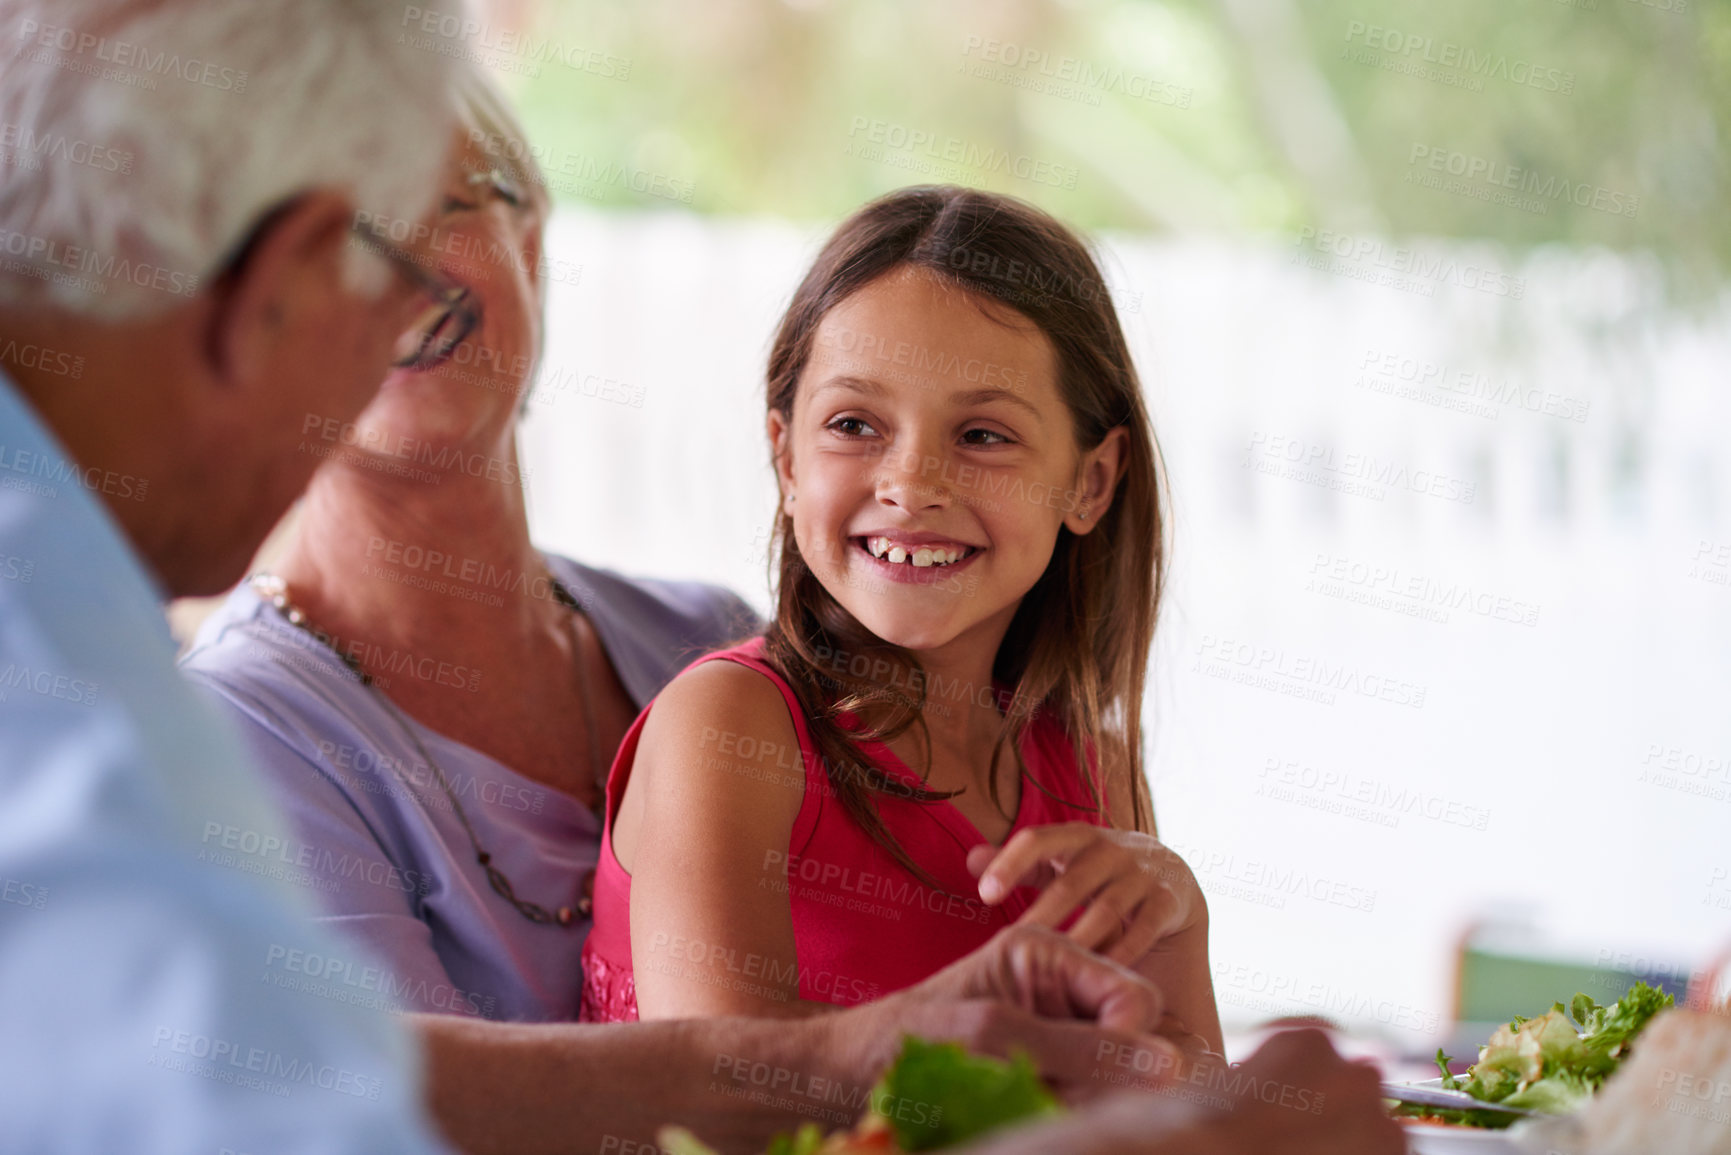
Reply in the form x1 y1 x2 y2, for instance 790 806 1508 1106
1063 425 1129 535
203 191 365 387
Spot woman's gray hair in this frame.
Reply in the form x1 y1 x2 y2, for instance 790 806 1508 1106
452 66 551 225
0 0 467 317
449 65 552 411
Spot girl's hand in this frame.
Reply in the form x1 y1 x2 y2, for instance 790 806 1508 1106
965 824 1206 968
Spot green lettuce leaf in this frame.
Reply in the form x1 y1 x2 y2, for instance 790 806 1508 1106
1573 981 1672 1084
868 1036 1060 1151
658 1126 722 1155
1433 1047 1460 1089
1433 981 1674 1120
1500 1071 1594 1114
764 1123 828 1155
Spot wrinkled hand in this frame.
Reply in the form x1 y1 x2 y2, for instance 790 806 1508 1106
825 924 1184 1101
960 1029 1405 1155
967 824 1205 968
1191 1029 1405 1155
916 921 1169 1034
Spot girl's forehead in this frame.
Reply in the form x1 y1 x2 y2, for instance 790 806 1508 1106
809 269 1059 396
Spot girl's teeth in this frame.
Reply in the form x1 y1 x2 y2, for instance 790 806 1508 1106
865 537 967 566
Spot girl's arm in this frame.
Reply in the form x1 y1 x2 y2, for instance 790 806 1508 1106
611 659 819 1020
1102 766 1222 1056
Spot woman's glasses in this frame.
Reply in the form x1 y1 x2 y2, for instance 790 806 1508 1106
345 224 479 371
366 167 527 369
464 165 528 210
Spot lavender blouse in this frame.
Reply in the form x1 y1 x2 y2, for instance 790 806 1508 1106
180 554 755 1023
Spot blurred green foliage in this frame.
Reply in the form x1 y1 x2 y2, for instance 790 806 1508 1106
495 0 1728 289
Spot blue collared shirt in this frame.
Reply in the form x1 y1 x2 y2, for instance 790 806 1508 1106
0 370 450 1153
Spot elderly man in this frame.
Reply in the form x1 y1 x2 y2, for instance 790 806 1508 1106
0 1 1402 1152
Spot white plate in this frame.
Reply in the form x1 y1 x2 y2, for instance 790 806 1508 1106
1393 1079 1538 1154
1401 1121 1529 1154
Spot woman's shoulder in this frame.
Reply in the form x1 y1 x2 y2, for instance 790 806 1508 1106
180 579 357 708
177 582 406 793
550 553 759 643
545 553 762 703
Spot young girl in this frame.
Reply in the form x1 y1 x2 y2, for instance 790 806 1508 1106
581 186 1220 1051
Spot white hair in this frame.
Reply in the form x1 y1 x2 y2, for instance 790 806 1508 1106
452 66 550 222
0 0 468 318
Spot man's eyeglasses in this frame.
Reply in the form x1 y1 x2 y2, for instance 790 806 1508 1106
345 224 479 371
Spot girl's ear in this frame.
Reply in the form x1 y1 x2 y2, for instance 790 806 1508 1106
1063 425 1129 535
767 407 796 506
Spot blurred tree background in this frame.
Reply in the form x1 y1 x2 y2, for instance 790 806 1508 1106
486 0 1727 294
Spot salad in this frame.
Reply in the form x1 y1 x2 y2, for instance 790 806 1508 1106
661 1037 1061 1154
1395 982 1674 1129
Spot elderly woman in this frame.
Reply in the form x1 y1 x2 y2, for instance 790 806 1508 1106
181 74 752 1023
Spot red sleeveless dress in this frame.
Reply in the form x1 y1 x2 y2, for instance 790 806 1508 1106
579 638 1109 1022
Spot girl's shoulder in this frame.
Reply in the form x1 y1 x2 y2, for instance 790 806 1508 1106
635 638 817 787
655 639 791 725
623 640 815 850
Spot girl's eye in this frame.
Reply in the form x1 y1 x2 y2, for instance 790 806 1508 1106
961 427 1012 446
826 416 879 438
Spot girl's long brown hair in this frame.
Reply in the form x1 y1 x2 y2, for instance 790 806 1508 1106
763 185 1166 882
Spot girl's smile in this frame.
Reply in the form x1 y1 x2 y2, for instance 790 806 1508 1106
851 533 985 584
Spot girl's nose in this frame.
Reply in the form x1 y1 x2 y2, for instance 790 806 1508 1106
873 444 951 512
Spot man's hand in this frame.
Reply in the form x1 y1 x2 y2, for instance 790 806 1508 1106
1196 1030 1405 1154
961 1029 1406 1155
817 924 1184 1101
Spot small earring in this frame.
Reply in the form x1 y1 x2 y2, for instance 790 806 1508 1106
1078 507 1090 521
